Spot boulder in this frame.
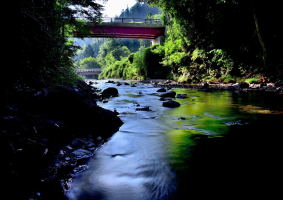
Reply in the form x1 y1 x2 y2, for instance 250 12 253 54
160 91 176 98
239 82 250 89
157 88 166 92
162 100 181 108
202 82 210 89
101 87 119 98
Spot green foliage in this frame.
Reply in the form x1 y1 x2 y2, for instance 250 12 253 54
13 0 103 92
141 0 283 80
78 57 101 69
207 49 234 78
99 44 168 80
245 77 260 84
99 56 143 80
120 2 160 18
112 46 131 61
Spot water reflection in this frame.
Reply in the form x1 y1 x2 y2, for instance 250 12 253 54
68 122 176 200
68 81 283 199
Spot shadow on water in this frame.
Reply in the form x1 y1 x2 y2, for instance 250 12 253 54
68 81 283 200
168 115 282 199
166 89 283 199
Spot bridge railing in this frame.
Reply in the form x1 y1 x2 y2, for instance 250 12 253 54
74 17 162 25
76 68 102 73
100 17 162 25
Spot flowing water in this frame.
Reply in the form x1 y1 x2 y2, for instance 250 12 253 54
67 80 283 200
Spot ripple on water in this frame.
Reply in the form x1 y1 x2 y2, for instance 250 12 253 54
67 80 283 200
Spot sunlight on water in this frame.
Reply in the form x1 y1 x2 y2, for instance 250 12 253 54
68 80 283 200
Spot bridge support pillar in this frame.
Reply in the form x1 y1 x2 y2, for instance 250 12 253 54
151 36 163 45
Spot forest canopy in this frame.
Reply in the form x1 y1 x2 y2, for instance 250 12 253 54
136 0 283 81
11 0 104 92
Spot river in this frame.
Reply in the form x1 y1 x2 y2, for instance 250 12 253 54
67 80 283 200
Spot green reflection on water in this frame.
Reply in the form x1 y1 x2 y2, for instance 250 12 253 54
168 89 240 135
162 88 283 171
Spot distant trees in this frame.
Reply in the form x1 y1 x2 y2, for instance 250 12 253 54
120 2 160 18
78 57 101 69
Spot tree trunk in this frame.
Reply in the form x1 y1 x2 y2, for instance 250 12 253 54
252 3 267 69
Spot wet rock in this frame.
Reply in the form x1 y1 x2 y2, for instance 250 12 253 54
124 82 130 85
71 149 92 160
71 138 89 148
1 80 124 200
232 82 249 89
239 82 250 89
113 109 119 116
157 88 166 92
101 87 119 98
136 106 151 111
260 82 267 88
176 94 188 99
249 84 260 89
178 117 186 120
106 80 115 84
275 80 283 87
202 82 210 89
162 100 181 108
116 82 122 86
160 91 176 98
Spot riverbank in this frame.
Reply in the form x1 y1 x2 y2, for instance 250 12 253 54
1 80 123 200
139 79 283 95
2 78 283 199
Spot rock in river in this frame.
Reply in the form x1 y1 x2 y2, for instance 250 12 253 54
101 87 119 98
162 100 181 108
157 88 166 92
160 91 176 98
136 106 151 111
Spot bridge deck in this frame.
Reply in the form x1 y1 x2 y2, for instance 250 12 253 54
73 18 165 39
76 68 102 76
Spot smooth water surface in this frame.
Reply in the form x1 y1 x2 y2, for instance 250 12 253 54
68 80 283 200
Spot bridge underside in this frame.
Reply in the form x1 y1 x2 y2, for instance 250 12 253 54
74 24 165 40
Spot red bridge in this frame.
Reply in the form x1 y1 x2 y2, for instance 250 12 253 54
73 18 165 44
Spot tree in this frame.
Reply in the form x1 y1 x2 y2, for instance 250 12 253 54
12 0 104 92
84 44 95 58
112 46 131 60
79 57 101 69
140 0 283 79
